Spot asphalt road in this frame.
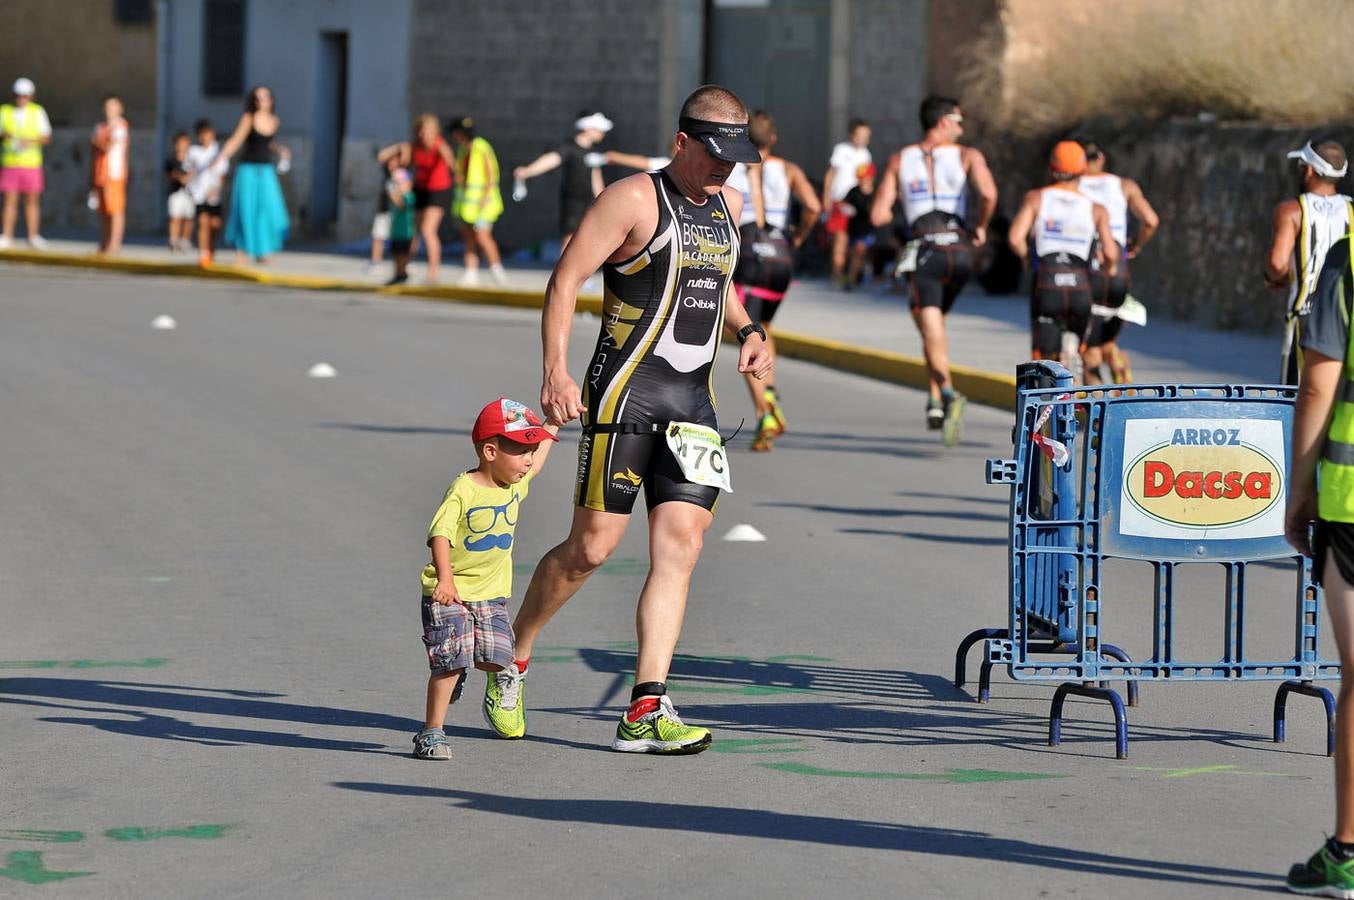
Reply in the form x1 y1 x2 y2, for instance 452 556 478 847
0 265 1334 897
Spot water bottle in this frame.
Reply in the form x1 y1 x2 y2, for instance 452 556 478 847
512 177 527 202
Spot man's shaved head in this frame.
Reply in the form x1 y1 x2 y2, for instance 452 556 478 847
680 84 748 123
1316 140 1348 174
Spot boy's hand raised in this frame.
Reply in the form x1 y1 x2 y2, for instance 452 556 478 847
431 580 461 606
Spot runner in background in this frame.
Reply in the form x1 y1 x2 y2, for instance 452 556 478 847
513 111 613 250
821 118 871 289
1077 137 1159 385
724 110 820 451
871 95 996 445
1266 139 1352 385
1008 140 1117 381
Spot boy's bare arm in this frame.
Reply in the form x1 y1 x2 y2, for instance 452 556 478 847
428 536 460 606
530 424 562 471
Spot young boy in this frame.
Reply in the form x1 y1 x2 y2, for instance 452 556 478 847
386 167 416 286
842 163 878 289
414 398 559 760
90 95 129 255
367 154 396 273
185 119 225 267
164 131 195 252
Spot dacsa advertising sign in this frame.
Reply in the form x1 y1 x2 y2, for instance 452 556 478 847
1118 419 1285 540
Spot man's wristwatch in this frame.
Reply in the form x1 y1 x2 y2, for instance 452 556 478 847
736 323 767 345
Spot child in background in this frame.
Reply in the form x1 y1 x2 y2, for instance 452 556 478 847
90 95 130 255
413 399 559 760
367 153 397 274
185 119 225 267
386 168 416 285
842 163 878 289
164 131 195 252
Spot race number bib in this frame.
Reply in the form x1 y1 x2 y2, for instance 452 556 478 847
896 240 920 274
665 422 733 493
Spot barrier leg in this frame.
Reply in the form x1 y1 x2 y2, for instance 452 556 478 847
1098 643 1140 708
1048 682 1129 759
954 628 1006 690
978 659 994 703
1274 680 1337 758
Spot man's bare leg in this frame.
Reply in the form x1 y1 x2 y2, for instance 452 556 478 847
1083 346 1106 385
1323 555 1354 842
512 506 630 660
634 501 713 684
914 305 951 400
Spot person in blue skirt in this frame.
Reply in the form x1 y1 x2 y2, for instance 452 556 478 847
216 85 291 266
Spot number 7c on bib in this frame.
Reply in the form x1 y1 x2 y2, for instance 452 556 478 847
665 422 733 493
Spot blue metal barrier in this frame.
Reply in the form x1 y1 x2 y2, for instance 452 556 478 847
954 361 1339 759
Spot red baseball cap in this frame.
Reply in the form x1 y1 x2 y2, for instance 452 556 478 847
472 398 558 445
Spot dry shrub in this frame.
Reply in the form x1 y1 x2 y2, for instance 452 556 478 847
966 0 1354 135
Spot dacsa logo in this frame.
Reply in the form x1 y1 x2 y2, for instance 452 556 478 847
1125 429 1282 528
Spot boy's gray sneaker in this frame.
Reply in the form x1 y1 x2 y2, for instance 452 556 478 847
412 728 452 760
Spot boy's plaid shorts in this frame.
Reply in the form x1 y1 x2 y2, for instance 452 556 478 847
420 596 516 674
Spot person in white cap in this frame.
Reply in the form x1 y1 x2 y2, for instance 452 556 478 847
0 77 52 249
1266 139 1353 384
512 110 613 249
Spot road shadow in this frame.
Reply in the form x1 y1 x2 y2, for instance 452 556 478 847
0 677 421 752
574 648 963 703
895 489 1009 507
330 782 1279 891
761 500 1006 523
840 527 1007 546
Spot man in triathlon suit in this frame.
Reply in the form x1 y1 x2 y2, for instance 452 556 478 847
513 111 613 249
822 119 871 289
1265 139 1352 384
870 95 996 445
724 110 821 451
1009 141 1117 380
1077 138 1159 385
506 85 770 754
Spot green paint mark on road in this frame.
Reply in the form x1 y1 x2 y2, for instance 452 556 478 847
1130 764 1306 779
105 824 232 842
0 851 94 884
762 762 1065 783
0 830 84 843
709 738 808 754
0 658 168 670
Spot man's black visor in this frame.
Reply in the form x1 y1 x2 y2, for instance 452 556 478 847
679 116 760 163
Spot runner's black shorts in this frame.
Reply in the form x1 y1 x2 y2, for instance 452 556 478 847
575 400 721 515
1315 520 1354 587
1086 253 1131 348
734 223 794 324
906 213 973 313
1030 254 1093 358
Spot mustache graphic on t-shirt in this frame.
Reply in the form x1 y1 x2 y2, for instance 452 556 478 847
464 533 513 552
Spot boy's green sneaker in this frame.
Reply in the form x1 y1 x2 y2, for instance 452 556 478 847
611 696 712 754
1288 839 1354 897
483 663 526 739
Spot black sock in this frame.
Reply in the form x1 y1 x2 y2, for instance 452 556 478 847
1328 837 1354 860
630 681 666 702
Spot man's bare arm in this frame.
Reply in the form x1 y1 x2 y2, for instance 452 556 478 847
964 147 998 246
1094 204 1119 277
514 150 563 180
787 161 821 245
870 152 900 228
1123 178 1159 257
1266 199 1300 288
820 167 837 220
1008 190 1040 265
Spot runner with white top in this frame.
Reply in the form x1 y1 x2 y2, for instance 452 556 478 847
1077 137 1159 385
822 118 871 289
1265 139 1353 385
870 95 996 445
724 110 820 451
1008 140 1118 380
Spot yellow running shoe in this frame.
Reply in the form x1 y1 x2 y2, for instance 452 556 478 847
611 696 712 754
762 387 787 436
482 663 526 739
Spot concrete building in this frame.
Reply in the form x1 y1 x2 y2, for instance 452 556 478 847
2 0 972 248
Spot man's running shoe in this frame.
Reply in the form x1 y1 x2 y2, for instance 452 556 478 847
483 662 526 739
611 695 712 754
925 397 944 430
751 413 778 452
942 390 967 447
763 387 787 436
1286 839 1354 897
412 727 452 760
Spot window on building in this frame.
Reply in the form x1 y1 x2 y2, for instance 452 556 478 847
202 0 246 97
114 0 153 23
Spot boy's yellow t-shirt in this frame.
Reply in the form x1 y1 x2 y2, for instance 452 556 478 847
421 470 532 601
